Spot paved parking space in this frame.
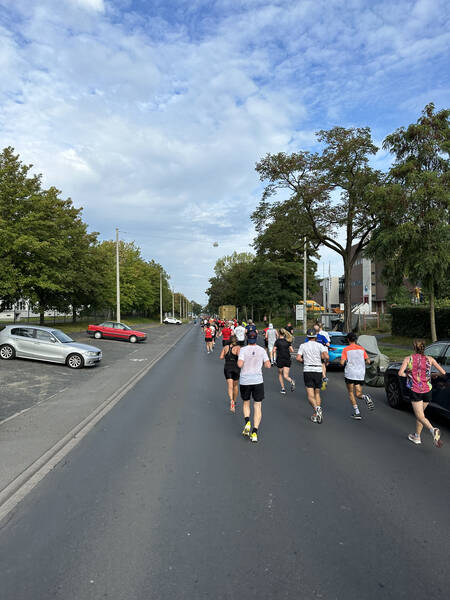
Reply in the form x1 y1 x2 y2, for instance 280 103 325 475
0 324 184 423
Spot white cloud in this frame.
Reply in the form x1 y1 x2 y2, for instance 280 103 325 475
0 0 448 303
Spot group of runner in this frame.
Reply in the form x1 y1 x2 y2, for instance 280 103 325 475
200 317 445 447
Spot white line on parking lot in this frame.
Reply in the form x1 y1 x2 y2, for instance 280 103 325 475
0 325 192 524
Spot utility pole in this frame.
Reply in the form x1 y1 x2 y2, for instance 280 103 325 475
116 228 121 322
159 270 163 324
179 294 182 320
303 237 307 334
172 287 175 318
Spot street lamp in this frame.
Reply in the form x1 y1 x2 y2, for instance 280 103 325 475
116 227 120 322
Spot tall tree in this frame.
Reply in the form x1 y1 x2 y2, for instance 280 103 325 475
366 103 450 340
255 127 381 331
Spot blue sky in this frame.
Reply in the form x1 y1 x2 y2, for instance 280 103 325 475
0 0 449 304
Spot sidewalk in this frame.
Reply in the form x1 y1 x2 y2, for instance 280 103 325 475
0 324 193 512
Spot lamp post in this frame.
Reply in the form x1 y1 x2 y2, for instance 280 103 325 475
303 236 307 334
160 270 163 324
116 228 121 322
172 287 175 318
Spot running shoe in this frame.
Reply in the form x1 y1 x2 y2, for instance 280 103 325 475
250 432 258 443
242 421 251 437
408 433 421 445
280 388 286 395
310 414 318 423
316 406 323 424
290 378 296 392
432 428 442 448
363 394 375 411
351 412 362 420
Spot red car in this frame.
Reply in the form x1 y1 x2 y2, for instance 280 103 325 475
87 321 147 343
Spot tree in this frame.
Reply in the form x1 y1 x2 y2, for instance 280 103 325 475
255 126 381 331
366 103 450 341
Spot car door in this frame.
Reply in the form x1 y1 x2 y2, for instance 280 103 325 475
430 344 450 415
101 322 115 339
34 329 62 362
113 323 129 340
10 327 38 358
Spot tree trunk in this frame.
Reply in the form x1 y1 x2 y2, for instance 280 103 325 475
429 283 437 342
343 259 353 333
72 305 77 323
39 307 45 326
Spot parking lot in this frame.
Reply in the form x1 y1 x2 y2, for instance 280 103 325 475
0 324 185 423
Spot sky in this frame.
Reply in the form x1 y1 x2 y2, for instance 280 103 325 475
0 0 449 304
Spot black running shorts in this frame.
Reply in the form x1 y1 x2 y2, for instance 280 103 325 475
411 390 432 403
222 339 231 347
276 359 291 369
344 377 364 386
224 368 240 381
303 371 322 389
240 382 264 402
205 337 212 343
237 340 245 347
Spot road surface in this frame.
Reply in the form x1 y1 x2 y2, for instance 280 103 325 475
1 326 449 599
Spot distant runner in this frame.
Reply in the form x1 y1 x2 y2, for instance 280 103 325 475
296 328 329 423
237 331 270 443
398 339 445 447
204 324 214 354
340 332 374 419
219 322 233 347
234 321 246 347
265 323 278 365
273 329 295 394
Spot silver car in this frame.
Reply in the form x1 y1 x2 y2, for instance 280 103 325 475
0 325 102 369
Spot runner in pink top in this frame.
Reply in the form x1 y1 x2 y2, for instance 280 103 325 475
399 339 446 447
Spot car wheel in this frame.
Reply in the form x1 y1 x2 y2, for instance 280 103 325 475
386 377 404 409
66 353 84 369
0 344 15 360
94 331 102 339
129 335 137 343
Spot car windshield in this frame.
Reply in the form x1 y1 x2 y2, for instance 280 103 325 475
51 330 74 343
330 335 348 346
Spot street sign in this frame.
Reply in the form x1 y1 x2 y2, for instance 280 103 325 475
295 304 304 320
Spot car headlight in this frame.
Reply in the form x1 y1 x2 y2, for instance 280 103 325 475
86 351 98 356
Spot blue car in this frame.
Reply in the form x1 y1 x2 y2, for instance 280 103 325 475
327 332 349 367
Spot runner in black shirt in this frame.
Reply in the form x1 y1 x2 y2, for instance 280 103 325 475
220 335 241 412
273 329 295 394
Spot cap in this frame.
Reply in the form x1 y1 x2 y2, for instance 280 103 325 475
306 328 317 338
247 331 258 344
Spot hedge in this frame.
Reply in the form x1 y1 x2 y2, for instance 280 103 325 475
391 307 450 338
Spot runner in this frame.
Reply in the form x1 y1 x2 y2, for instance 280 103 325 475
285 322 294 336
219 321 233 347
296 328 329 423
234 321 246 347
273 329 295 394
204 323 214 354
245 319 257 337
313 323 330 388
398 339 446 447
263 323 269 351
340 332 374 419
237 330 271 443
265 323 278 365
220 335 241 413
209 321 217 348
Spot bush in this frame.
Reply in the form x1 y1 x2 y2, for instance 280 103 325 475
391 307 450 338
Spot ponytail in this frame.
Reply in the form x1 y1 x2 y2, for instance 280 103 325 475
413 339 426 355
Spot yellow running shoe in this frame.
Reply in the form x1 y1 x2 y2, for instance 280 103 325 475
250 431 258 443
242 421 251 437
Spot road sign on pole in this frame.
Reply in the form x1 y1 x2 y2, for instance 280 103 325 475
295 304 304 321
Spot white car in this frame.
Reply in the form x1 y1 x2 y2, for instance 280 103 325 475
163 317 182 325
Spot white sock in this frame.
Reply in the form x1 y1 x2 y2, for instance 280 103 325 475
353 405 360 414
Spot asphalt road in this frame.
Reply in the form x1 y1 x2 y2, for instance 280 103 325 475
1 327 449 599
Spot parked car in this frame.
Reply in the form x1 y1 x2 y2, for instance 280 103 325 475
163 317 182 325
0 325 102 369
384 340 450 416
87 321 146 343
327 332 349 366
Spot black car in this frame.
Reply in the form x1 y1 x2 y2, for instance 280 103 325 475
384 340 450 417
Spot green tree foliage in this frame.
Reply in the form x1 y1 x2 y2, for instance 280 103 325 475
206 252 307 319
0 147 177 321
255 127 381 331
366 104 450 341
